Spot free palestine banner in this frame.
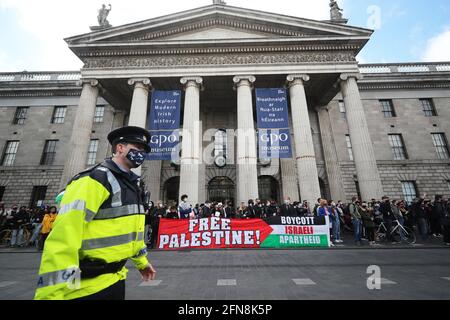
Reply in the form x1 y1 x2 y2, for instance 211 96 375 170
147 90 181 160
255 88 293 159
157 216 330 250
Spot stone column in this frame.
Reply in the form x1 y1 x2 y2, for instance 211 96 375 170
340 73 384 201
141 161 162 202
127 78 152 177
317 105 346 202
286 74 321 204
233 75 259 204
60 79 100 188
179 77 203 205
280 158 299 201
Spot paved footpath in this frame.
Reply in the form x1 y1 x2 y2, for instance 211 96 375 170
0 245 449 300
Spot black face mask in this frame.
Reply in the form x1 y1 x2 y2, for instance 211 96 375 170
126 149 146 168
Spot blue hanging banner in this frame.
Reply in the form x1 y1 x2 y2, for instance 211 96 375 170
255 88 293 159
147 90 182 161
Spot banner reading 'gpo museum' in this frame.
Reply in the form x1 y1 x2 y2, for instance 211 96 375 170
255 88 293 159
157 216 330 250
147 90 181 160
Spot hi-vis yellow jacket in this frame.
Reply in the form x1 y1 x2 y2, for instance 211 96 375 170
34 159 149 300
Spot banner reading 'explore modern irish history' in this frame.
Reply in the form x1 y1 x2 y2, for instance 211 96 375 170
147 90 181 160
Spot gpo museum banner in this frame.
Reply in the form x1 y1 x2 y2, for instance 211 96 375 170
147 90 181 160
255 88 293 159
157 216 331 250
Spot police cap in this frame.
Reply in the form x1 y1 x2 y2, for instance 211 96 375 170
107 126 151 153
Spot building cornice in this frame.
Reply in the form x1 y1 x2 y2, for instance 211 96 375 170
358 82 450 90
0 90 82 98
82 51 357 69
74 42 363 59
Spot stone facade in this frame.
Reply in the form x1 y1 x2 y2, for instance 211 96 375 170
0 78 124 206
1 4 450 207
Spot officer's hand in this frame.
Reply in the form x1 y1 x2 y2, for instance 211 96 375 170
139 263 157 281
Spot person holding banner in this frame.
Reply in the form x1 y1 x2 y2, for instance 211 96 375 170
280 197 297 217
178 194 193 219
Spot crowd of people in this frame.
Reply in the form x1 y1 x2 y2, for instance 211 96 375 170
2 193 450 250
0 202 58 250
143 194 450 248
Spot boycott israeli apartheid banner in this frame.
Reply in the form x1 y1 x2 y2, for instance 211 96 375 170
157 216 330 250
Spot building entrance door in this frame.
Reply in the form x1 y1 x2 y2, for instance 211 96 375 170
258 176 280 203
163 176 180 207
208 177 235 206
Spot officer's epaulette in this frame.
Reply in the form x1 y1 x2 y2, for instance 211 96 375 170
66 163 105 187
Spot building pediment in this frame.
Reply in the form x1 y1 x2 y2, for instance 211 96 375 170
66 4 372 47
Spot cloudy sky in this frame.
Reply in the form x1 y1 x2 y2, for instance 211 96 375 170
0 0 449 72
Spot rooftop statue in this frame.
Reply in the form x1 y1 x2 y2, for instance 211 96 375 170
330 0 344 20
98 4 112 28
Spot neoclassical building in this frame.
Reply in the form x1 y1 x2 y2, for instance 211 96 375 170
1 2 450 207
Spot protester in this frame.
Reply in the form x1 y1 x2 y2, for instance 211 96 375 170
38 206 58 251
330 201 343 243
178 194 192 219
214 203 225 218
442 198 450 246
0 202 6 230
10 206 29 247
412 198 429 241
236 202 246 219
349 197 362 245
29 208 44 247
431 195 444 238
280 197 296 217
360 202 376 246
317 199 329 217
202 201 212 218
166 206 179 219
313 198 321 216
144 201 154 245
380 196 398 243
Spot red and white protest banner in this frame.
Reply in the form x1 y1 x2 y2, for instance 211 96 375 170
157 217 274 250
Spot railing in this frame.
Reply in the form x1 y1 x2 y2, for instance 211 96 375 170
359 62 450 74
0 71 81 82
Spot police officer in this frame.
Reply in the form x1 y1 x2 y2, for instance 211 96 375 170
35 126 156 300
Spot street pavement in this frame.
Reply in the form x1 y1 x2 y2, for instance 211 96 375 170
0 240 449 300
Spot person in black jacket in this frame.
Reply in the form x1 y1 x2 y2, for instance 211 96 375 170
267 201 279 218
279 197 297 217
148 201 163 249
443 198 450 246
202 201 212 218
379 196 396 242
254 199 263 219
10 206 29 247
166 206 179 219
431 195 444 238
224 202 234 219
245 200 256 219
410 198 428 241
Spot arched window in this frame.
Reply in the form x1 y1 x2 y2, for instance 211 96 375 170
214 129 227 159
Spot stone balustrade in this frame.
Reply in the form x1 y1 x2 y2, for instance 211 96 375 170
359 62 450 74
0 71 81 82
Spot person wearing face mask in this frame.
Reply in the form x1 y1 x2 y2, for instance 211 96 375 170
35 126 156 300
280 197 297 217
178 195 193 219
